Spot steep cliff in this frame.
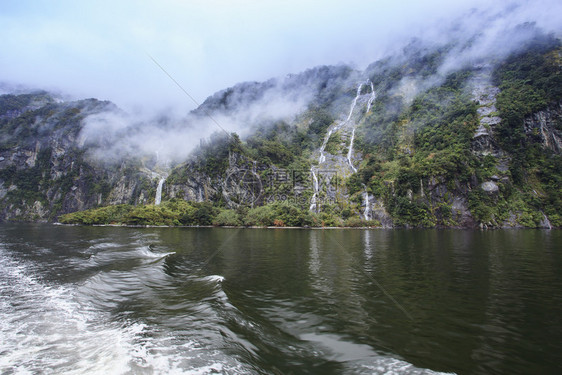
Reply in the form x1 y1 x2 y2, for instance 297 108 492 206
1 31 561 228
0 94 158 221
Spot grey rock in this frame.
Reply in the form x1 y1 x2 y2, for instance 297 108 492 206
481 181 499 192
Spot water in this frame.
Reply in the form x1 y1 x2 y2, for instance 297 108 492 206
155 178 165 205
362 187 371 221
1 225 561 374
318 81 364 165
309 169 319 212
347 128 357 173
366 82 376 113
318 129 332 164
318 80 374 172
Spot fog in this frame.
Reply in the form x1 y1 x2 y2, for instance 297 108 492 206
1 0 561 165
79 77 317 164
3 0 560 113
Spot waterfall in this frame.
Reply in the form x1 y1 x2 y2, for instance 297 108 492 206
542 213 552 230
347 127 357 173
313 80 376 214
345 83 363 122
155 178 165 205
346 81 375 173
318 129 333 164
318 81 369 165
367 81 376 113
362 184 371 221
317 80 377 166
309 168 319 212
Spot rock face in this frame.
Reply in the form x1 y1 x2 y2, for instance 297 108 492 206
0 36 560 227
0 94 157 221
470 68 503 157
523 102 562 154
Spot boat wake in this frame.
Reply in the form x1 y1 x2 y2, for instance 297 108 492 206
0 248 244 374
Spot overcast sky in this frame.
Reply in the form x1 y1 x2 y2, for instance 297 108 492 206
1 0 561 115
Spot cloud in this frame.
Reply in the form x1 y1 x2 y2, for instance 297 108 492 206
382 1 562 105
2 0 560 116
1 0 561 167
79 75 316 165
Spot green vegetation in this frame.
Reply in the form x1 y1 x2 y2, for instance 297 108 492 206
343 31 562 228
58 199 381 228
2 31 561 228
323 131 343 154
58 204 134 225
352 66 480 227
492 34 562 226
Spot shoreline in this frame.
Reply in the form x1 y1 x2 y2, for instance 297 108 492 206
51 223 559 230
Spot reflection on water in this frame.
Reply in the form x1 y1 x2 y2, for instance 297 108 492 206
363 230 373 260
0 224 561 374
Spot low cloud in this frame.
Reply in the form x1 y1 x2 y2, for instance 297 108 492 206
3 0 561 167
386 2 562 105
79 76 316 166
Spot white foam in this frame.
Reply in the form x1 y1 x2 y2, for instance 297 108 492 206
203 275 225 283
0 249 244 375
358 356 455 374
301 332 455 375
185 363 224 375
0 251 140 374
138 247 175 259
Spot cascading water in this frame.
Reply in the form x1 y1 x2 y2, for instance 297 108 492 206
318 81 367 165
155 178 165 205
318 129 333 164
346 80 375 173
362 184 371 221
347 128 357 173
309 168 319 212
312 80 376 213
542 213 552 230
347 82 365 121
367 81 376 113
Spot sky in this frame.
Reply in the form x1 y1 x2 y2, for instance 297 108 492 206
1 0 561 116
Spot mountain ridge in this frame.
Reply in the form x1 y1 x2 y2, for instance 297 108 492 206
1 30 561 228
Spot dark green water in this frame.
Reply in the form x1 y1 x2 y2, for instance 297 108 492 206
1 224 561 374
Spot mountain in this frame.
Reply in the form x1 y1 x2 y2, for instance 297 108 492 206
1 30 560 228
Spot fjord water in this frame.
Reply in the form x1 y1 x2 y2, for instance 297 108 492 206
1 225 561 374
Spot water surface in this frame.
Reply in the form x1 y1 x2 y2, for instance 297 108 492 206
1 224 561 374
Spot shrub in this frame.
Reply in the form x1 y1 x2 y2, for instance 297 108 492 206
213 209 242 226
343 217 380 227
243 205 275 226
273 219 285 227
58 204 133 224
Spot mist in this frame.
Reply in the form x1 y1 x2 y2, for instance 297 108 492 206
1 0 561 167
79 78 316 166
383 2 562 104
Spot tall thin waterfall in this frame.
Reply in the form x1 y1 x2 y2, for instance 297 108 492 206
155 178 165 205
362 185 371 221
366 81 376 113
312 80 376 213
318 129 333 164
347 80 375 173
318 81 370 165
347 128 357 173
345 83 363 122
309 168 319 212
